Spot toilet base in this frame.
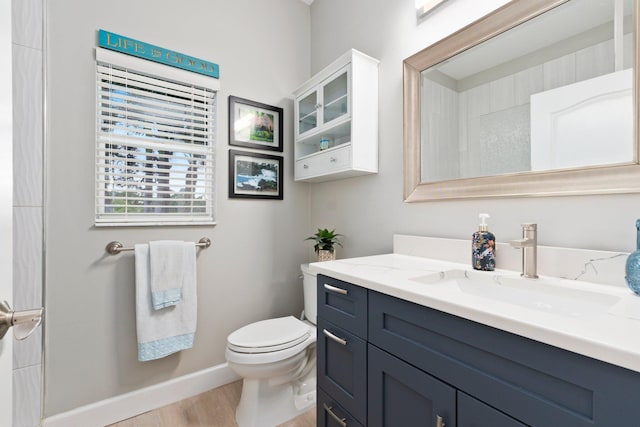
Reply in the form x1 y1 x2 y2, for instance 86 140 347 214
235 377 316 427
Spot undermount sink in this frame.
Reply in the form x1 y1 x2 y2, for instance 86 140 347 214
410 269 621 318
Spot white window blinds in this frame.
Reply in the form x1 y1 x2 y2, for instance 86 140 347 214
96 58 216 225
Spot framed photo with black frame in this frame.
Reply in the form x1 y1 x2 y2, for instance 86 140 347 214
228 96 283 152
228 149 283 200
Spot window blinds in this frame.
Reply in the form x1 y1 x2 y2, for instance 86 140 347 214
96 62 216 225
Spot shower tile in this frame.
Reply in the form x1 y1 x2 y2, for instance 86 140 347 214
12 44 43 208
489 74 515 113
13 364 41 427
12 0 43 50
543 54 576 91
514 65 543 106
576 39 614 82
13 327 41 370
13 207 43 310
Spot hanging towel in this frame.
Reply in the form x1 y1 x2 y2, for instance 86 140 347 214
149 240 185 310
135 242 197 362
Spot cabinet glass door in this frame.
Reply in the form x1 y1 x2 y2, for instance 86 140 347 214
298 90 318 135
323 69 348 124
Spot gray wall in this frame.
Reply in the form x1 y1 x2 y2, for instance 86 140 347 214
44 0 311 417
308 0 640 256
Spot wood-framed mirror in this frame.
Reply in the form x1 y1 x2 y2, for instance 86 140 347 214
403 0 640 201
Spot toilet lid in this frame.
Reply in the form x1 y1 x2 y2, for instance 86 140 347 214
227 316 311 354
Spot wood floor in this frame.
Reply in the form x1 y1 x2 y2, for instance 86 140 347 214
107 380 316 427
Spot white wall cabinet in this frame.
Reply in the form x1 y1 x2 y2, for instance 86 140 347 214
293 49 379 182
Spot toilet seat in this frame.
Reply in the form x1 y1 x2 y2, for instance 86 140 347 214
227 316 311 354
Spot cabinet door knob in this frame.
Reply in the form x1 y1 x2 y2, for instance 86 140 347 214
323 404 347 427
315 103 322 109
436 415 445 427
323 328 347 346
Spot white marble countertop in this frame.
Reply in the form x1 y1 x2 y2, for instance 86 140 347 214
310 253 640 373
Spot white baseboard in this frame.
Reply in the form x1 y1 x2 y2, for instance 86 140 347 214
42 363 240 427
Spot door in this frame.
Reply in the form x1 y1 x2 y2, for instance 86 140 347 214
368 345 456 427
320 66 349 127
0 0 13 424
296 88 319 137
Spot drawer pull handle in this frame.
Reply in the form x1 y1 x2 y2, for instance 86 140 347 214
436 415 445 427
323 403 347 427
323 329 347 346
330 157 337 162
324 283 348 295
303 164 309 169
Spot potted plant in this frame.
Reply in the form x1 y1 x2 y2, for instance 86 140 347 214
305 228 343 261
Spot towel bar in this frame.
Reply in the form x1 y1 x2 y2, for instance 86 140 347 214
106 237 212 255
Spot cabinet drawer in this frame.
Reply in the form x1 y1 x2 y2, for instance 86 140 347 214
317 388 364 427
317 274 367 338
318 318 367 424
295 145 351 180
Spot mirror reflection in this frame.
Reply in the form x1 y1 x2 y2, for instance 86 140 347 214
420 0 634 183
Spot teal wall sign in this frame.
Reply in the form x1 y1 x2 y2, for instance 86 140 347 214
98 30 219 79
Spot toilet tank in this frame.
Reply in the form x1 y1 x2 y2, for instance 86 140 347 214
301 264 317 325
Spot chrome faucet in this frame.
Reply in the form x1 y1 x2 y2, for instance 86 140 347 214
509 223 538 279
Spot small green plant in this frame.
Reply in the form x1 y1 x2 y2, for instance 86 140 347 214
305 228 343 254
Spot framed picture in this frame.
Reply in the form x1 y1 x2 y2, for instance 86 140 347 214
229 150 283 200
229 96 283 152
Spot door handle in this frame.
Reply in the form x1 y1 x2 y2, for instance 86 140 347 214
0 301 43 341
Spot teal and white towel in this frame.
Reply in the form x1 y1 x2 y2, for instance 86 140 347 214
149 240 186 309
135 242 197 362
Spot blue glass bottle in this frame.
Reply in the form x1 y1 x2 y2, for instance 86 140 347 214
625 219 640 295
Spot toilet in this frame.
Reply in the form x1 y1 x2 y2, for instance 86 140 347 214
225 264 317 427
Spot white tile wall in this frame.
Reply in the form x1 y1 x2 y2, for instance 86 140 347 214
12 365 42 427
12 208 42 310
12 329 41 371
12 46 43 208
543 54 576 90
12 0 42 50
11 0 43 426
513 65 543 107
576 39 614 82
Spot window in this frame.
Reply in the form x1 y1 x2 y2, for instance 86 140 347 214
95 49 217 225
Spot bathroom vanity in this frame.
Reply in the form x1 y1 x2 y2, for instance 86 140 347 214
313 238 640 426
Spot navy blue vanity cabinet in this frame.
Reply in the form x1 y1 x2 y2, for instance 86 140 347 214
368 290 640 426
317 274 368 425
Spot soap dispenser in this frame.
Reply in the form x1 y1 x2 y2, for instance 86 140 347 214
472 213 496 271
